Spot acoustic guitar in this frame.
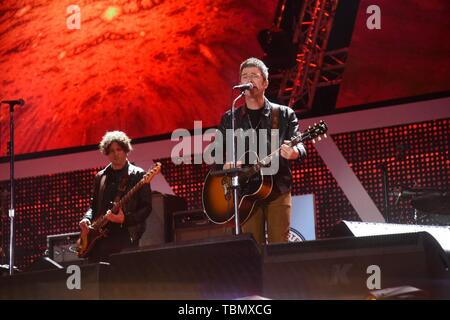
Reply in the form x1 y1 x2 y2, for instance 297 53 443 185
202 121 328 225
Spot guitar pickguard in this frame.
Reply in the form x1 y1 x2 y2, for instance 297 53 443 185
221 176 232 201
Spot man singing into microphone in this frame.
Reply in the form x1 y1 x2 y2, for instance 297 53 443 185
213 57 306 245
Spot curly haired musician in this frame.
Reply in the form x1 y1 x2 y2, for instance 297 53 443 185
214 57 307 245
79 131 152 262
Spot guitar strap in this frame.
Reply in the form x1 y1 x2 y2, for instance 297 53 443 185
269 104 280 199
97 171 129 216
97 175 107 216
271 104 280 130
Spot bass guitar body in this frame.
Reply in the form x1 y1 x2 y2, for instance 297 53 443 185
76 220 108 258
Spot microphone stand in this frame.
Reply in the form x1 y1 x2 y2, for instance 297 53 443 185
230 91 246 235
9 101 16 275
378 162 390 223
212 91 246 235
1 102 18 275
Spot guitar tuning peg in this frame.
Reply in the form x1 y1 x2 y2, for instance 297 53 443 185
318 136 321 141
314 123 317 126
312 139 316 144
324 133 328 138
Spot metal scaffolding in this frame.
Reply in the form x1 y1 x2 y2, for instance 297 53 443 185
269 0 346 113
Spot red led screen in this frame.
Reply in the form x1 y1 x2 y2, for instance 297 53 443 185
336 0 450 108
2 0 448 156
0 0 277 156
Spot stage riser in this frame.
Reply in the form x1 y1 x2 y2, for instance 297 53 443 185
1 233 449 300
104 234 262 299
263 232 450 299
0 264 107 300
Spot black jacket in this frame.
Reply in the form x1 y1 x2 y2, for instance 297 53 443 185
84 161 152 242
213 97 306 195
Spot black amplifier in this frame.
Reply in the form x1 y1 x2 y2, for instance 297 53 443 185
171 210 230 242
46 232 82 263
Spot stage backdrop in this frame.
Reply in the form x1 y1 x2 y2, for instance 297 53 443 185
0 0 277 156
1 0 449 155
336 0 450 108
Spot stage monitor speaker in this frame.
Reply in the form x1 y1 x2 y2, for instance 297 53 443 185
27 256 64 272
139 192 186 246
332 220 450 255
171 209 231 242
0 262 109 299
105 234 261 299
263 232 450 299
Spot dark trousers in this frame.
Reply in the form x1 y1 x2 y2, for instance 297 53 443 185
88 230 137 263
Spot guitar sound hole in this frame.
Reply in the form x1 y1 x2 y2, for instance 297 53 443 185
240 173 262 195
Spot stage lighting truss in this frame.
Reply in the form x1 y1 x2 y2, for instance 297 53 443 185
270 0 345 113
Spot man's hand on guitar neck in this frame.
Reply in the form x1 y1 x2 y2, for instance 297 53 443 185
105 207 125 224
280 140 300 160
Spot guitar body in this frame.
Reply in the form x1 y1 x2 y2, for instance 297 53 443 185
202 164 273 225
76 216 108 258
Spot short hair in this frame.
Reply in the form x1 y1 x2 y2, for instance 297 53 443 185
99 131 133 155
239 57 269 80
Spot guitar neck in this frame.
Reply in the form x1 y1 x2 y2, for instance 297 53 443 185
93 179 145 229
239 137 304 181
112 179 146 213
236 121 327 182
90 162 161 230
257 135 306 168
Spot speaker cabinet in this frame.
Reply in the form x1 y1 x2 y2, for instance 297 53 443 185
263 232 450 299
105 234 261 299
139 192 186 246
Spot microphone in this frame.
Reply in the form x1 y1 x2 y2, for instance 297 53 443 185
233 83 254 91
1 99 25 106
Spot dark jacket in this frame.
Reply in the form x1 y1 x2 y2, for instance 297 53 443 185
84 161 152 243
214 97 306 195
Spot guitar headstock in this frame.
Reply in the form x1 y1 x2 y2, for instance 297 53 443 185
291 120 328 145
143 162 162 184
